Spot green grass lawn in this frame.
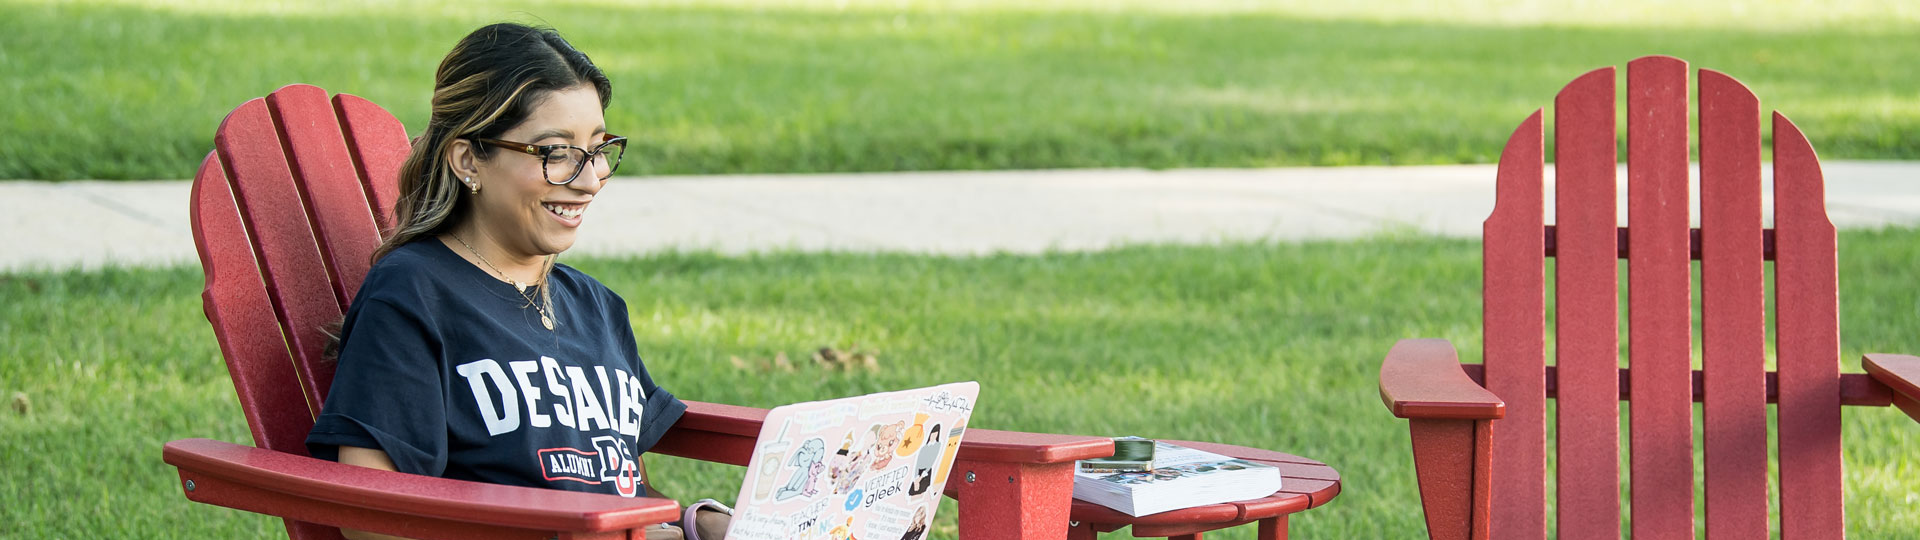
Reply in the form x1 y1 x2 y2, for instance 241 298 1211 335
3 230 1917 538
4 0 1920 180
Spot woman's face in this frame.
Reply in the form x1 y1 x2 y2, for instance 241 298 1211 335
459 85 609 259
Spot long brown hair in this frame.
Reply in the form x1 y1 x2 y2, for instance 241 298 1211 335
326 24 611 362
374 23 613 262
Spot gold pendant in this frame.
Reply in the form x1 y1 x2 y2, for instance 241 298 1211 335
542 315 554 330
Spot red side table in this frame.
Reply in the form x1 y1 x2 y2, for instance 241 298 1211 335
1067 440 1342 540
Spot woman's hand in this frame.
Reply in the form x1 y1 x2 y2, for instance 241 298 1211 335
694 509 732 539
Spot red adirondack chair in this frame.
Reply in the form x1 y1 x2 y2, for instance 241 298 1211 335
160 83 1115 540
1378 56 1920 539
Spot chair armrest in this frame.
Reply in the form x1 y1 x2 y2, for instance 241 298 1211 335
957 429 1113 463
650 400 766 466
1864 354 1920 422
653 400 1113 466
162 438 680 540
1381 338 1506 420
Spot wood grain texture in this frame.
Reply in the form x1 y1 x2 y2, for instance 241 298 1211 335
1626 55 1696 540
1699 68 1769 540
1483 108 1547 540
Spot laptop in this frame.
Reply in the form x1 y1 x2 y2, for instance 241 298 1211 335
722 381 979 540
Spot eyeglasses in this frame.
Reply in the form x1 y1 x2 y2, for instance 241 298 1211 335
471 135 627 185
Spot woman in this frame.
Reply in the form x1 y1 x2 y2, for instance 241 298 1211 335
305 23 729 540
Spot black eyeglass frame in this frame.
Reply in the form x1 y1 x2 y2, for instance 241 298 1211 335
471 135 627 185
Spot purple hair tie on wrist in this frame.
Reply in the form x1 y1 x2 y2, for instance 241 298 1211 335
681 498 733 540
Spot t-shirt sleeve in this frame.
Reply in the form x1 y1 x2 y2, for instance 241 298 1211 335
305 296 450 477
609 292 686 454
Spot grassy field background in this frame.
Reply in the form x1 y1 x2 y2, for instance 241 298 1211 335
4 0 1920 179
4 230 1918 538
5 0 1918 537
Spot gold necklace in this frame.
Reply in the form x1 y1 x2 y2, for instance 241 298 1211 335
450 234 556 330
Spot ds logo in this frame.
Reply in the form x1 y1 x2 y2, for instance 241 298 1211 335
536 437 641 497
594 436 641 498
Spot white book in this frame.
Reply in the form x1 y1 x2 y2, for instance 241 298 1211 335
1071 441 1283 517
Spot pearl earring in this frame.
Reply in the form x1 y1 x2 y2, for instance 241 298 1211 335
464 177 479 194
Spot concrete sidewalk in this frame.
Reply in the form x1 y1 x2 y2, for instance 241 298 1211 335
4 162 1917 272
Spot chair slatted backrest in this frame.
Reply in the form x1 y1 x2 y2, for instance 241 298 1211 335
192 83 407 456
1480 56 1844 539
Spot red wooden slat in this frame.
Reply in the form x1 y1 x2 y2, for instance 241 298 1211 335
1551 66 1620 540
267 84 382 314
214 97 339 420
1698 68 1769 540
194 150 342 540
192 151 311 454
1484 108 1548 540
1626 55 1696 540
1274 477 1341 503
1770 112 1844 538
1261 461 1339 481
333 93 408 239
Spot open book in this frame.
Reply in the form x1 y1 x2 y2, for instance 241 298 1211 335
1071 441 1282 517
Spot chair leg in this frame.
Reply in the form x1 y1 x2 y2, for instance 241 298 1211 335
1257 516 1288 540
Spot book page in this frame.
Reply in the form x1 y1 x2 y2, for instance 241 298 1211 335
1148 442 1235 468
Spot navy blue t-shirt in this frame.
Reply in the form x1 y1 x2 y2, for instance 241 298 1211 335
306 239 686 498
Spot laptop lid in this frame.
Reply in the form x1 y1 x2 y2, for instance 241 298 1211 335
725 381 979 540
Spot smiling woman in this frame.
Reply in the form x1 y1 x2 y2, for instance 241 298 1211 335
303 23 730 540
